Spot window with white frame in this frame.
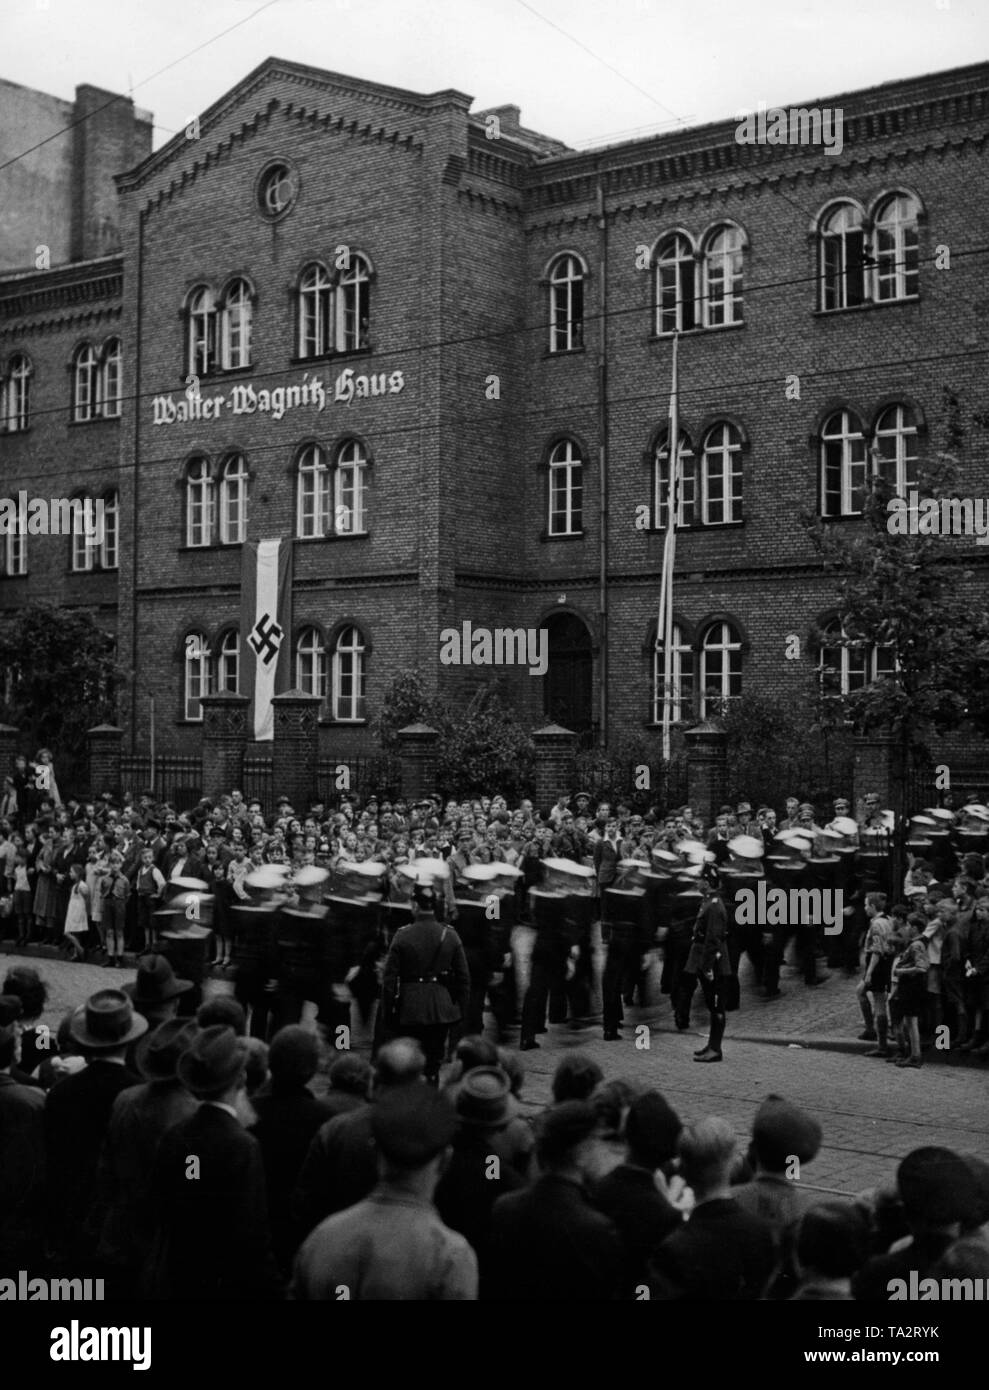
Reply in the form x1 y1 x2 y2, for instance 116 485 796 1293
700 621 742 716
873 405 918 496
548 254 585 353
186 457 215 547
2 354 32 432
297 444 331 538
819 618 897 696
334 439 367 534
101 491 119 569
700 422 744 524
295 626 328 703
655 233 696 334
216 629 240 694
653 622 694 723
331 626 366 722
819 203 867 311
872 194 920 303
820 410 868 517
73 344 99 422
71 502 96 572
1 530 27 577
220 280 252 370
336 254 371 352
654 430 696 528
219 454 248 544
101 339 122 418
183 630 211 720
298 264 333 358
547 439 583 536
186 286 216 377
702 226 744 327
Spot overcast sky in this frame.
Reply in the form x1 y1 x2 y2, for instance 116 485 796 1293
4 0 988 151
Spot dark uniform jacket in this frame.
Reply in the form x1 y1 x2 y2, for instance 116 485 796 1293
685 893 733 977
382 913 470 1025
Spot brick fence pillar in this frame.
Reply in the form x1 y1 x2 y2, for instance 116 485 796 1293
0 723 24 779
272 690 321 813
397 723 440 803
87 724 123 797
200 693 250 799
531 723 578 811
684 720 728 824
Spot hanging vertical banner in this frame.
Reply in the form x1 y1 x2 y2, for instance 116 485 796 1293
241 538 293 741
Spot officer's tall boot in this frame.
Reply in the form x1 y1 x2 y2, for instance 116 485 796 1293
694 1013 724 1063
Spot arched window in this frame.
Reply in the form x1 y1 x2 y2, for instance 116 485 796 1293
547 439 583 536
2 353 32 432
653 622 694 724
299 264 333 358
819 619 897 697
702 226 744 327
183 630 211 720
331 626 366 722
219 454 248 544
186 286 216 376
700 621 742 716
819 204 866 311
873 405 918 496
700 422 743 524
220 280 252 370
295 626 327 703
101 491 119 570
101 338 122 418
334 439 367 534
872 194 920 302
216 629 240 694
654 430 696 528
655 233 696 334
336 254 371 352
548 254 585 353
186 457 215 547
73 344 99 422
820 410 867 516
297 444 331 538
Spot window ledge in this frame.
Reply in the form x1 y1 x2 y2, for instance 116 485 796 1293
0 426 32 437
177 543 245 553
646 519 745 534
542 345 587 360
288 346 375 368
540 530 586 543
295 532 370 543
648 321 744 342
68 416 118 428
813 296 919 318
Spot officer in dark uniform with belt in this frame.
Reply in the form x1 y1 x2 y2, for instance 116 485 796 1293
381 866 470 1085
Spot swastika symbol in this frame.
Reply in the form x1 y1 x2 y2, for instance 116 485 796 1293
248 613 284 666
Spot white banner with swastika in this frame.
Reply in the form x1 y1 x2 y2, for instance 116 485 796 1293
241 538 292 741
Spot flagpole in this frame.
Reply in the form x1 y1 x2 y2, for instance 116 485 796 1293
661 332 680 763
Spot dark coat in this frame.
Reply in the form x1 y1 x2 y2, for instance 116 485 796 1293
685 894 733 978
0 1072 46 1262
488 1173 624 1301
293 1101 376 1240
44 1059 141 1260
249 1083 338 1272
382 914 470 1025
592 1163 683 1295
648 1197 777 1300
147 1103 282 1300
434 1132 525 1289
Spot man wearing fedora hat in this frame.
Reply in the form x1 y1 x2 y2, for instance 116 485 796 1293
97 1018 200 1286
434 1066 525 1288
123 953 194 1029
44 990 147 1265
147 1025 282 1300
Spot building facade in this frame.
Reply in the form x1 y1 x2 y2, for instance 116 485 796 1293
1 58 987 767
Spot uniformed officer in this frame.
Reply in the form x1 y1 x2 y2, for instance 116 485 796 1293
381 865 470 1085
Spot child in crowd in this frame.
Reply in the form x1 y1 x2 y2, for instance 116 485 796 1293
888 914 930 1068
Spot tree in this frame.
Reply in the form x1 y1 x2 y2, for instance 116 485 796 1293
801 388 989 888
434 685 535 802
373 668 442 752
0 603 120 794
719 686 854 811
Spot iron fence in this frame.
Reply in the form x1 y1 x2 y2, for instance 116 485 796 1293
316 755 403 804
119 754 203 810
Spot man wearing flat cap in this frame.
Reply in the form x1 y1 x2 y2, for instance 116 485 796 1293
292 1085 477 1300
44 989 147 1264
146 1025 282 1300
732 1094 824 1232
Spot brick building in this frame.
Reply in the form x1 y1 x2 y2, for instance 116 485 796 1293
1 57 987 779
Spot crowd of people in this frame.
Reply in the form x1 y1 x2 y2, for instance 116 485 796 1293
1 761 989 1300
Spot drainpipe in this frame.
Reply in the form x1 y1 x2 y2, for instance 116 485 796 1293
597 173 608 748
130 208 144 753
